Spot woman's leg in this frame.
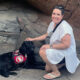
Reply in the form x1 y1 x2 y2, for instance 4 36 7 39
39 47 52 72
39 45 61 76
57 63 65 69
45 64 52 72
57 58 65 69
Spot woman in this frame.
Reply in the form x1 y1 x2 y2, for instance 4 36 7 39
25 5 80 79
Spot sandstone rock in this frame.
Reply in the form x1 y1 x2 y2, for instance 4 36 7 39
68 6 80 28
0 43 16 54
57 0 67 6
0 36 7 43
26 0 58 14
0 21 20 33
26 0 80 28
26 10 38 23
0 2 10 11
0 1 80 55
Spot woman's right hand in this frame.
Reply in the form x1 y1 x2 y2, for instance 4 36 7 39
25 37 34 41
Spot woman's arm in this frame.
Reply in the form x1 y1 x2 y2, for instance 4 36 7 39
25 33 48 41
52 34 71 49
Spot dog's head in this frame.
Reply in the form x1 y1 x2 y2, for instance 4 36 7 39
19 41 34 55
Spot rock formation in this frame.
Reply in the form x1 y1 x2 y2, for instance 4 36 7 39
26 0 80 28
0 1 48 54
0 1 80 55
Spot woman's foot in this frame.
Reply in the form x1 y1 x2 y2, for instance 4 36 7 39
43 72 61 79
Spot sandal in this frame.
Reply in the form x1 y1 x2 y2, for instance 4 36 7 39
43 73 61 80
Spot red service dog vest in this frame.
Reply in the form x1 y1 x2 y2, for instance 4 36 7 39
13 51 27 64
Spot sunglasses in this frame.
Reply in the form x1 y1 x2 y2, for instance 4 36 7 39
55 6 64 9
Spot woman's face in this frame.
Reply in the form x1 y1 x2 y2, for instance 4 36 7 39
51 9 63 24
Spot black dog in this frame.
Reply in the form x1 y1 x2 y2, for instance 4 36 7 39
19 41 45 69
0 52 18 77
0 41 45 77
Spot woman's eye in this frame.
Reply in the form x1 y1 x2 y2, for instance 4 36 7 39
57 14 61 16
52 13 55 15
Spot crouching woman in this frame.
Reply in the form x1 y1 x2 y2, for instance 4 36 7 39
39 5 80 79
26 5 80 80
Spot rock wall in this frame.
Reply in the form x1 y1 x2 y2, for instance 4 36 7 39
0 1 80 62
0 1 80 55
26 0 80 28
0 1 48 54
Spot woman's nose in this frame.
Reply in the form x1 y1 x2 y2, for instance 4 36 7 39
52 15 57 19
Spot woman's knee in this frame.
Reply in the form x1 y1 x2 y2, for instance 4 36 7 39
39 48 46 56
39 46 45 52
39 48 44 55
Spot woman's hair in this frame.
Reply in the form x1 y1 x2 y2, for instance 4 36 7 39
53 5 65 15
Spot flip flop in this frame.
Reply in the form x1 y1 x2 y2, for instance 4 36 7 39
43 73 61 80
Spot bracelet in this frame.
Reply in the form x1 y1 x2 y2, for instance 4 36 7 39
50 44 53 48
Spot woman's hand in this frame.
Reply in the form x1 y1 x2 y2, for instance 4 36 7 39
40 44 50 50
25 37 34 41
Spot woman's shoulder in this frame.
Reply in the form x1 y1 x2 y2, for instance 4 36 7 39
61 20 72 28
62 20 71 26
60 20 73 32
48 21 54 28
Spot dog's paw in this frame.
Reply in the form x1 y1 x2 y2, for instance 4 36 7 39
9 71 17 76
0 72 9 77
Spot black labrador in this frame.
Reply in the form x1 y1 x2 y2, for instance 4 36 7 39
0 41 45 77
